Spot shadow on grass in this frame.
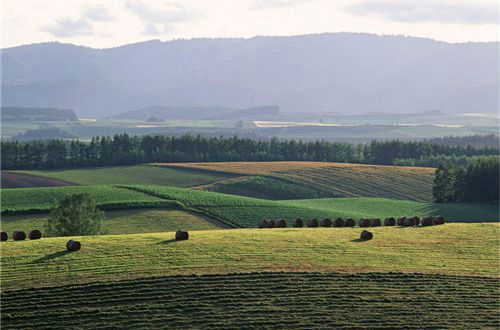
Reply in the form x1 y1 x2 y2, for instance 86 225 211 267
157 238 178 245
351 238 368 242
32 250 70 263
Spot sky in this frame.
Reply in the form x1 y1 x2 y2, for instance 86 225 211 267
2 0 499 49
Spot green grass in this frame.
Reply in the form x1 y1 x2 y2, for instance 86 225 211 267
21 165 233 187
1 224 497 290
283 198 500 222
0 209 221 236
0 186 165 213
2 272 498 329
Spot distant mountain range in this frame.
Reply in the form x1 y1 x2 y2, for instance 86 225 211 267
2 33 498 118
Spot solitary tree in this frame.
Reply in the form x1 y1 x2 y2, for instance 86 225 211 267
46 193 103 236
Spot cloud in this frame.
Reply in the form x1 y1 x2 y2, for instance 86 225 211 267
44 18 92 37
252 0 315 10
346 0 499 25
83 6 114 22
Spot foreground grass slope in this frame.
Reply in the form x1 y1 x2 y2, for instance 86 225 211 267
159 162 434 201
2 272 497 329
1 224 497 290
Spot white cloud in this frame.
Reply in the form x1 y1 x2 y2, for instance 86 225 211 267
44 18 92 37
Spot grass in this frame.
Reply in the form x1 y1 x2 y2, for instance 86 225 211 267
21 165 233 187
2 272 498 329
283 198 500 222
0 209 222 236
1 224 498 290
159 162 434 201
0 186 165 213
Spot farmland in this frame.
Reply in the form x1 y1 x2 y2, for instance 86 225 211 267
2 272 497 329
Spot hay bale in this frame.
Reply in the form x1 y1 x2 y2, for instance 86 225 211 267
344 218 355 227
66 239 81 251
292 218 304 228
397 217 406 226
360 230 373 240
307 218 319 227
320 218 332 227
12 230 26 241
175 230 189 240
268 219 276 228
276 218 287 228
421 217 434 226
334 218 345 227
371 218 381 227
383 217 396 226
1 231 7 241
412 217 421 226
434 216 446 225
358 218 371 228
29 230 42 240
258 219 269 228
403 217 416 227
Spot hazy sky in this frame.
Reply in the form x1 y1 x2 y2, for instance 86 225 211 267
2 0 499 48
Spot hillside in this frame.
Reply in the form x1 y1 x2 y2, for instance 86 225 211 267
1 106 78 121
3 34 498 117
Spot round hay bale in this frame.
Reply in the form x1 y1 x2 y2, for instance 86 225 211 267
344 218 355 227
383 217 396 226
333 218 345 227
12 230 26 241
412 217 421 226
403 217 416 227
360 230 373 240
1 231 7 241
268 219 276 228
397 217 406 226
276 218 287 228
66 239 81 251
307 218 319 228
29 230 42 240
292 218 304 228
320 218 332 227
358 218 371 228
421 217 434 226
434 216 446 225
258 219 269 228
175 230 189 240
371 218 381 227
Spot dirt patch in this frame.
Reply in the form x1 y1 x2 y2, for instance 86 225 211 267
1 171 77 189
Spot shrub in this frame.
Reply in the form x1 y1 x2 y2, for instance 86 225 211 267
371 218 381 227
1 231 7 241
320 218 332 227
12 230 26 241
345 218 355 227
359 219 371 227
66 239 81 251
383 217 396 226
175 230 189 240
46 193 103 237
360 230 373 240
258 219 269 228
29 230 42 240
307 218 319 227
292 218 304 228
333 218 345 227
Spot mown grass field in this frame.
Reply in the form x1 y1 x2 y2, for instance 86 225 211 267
2 272 497 329
1 224 497 290
159 162 434 201
1 209 222 236
21 165 233 187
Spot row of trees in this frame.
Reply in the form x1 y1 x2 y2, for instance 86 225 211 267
1 134 498 170
433 157 499 202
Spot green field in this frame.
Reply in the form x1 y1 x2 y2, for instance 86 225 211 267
22 165 233 187
283 198 500 222
1 224 497 290
2 272 497 329
0 209 222 236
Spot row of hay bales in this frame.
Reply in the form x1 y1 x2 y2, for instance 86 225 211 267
258 216 446 228
1 230 42 241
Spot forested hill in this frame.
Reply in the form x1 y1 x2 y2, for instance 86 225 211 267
2 33 498 117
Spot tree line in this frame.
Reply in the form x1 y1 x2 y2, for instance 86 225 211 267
433 156 499 203
1 134 498 170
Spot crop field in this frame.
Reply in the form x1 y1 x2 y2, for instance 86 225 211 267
2 272 498 329
20 165 234 187
283 198 500 222
0 186 166 214
158 162 434 201
1 224 497 290
1 209 222 236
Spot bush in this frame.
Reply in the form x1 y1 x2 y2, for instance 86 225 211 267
46 193 103 237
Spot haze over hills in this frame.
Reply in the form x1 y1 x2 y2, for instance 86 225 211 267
2 33 498 118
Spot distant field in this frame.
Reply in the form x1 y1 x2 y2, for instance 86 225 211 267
1 209 222 236
1 224 497 290
2 272 497 329
1 171 76 189
20 165 233 187
159 162 434 201
283 198 500 222
0 186 166 213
